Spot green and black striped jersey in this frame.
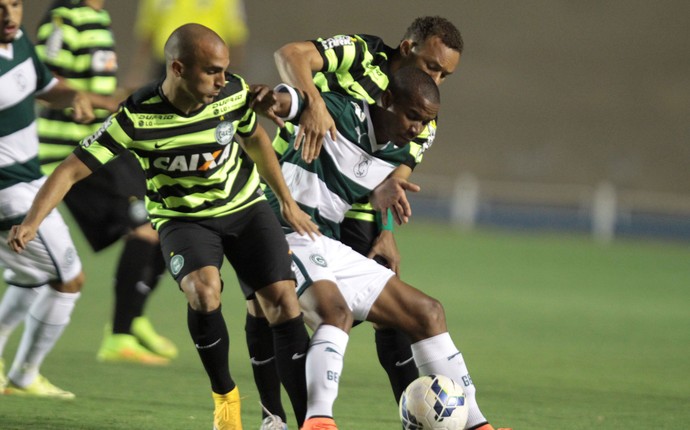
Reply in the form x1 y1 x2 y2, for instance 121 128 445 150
267 85 415 239
0 29 56 193
74 74 263 230
272 33 435 224
35 0 118 175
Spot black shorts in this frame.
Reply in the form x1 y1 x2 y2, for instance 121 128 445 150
340 216 389 267
64 153 148 251
340 217 378 256
157 201 294 298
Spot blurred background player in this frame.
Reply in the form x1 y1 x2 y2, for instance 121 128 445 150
246 16 464 429
34 0 176 365
0 0 105 398
124 0 248 88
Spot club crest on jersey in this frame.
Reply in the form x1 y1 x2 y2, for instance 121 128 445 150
13 69 27 92
354 155 372 178
170 254 185 276
309 254 327 267
215 121 235 145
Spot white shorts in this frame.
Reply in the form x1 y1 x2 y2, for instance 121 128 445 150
287 232 395 322
0 179 82 287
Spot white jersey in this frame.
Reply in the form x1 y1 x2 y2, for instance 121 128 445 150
265 84 415 239
0 29 57 216
0 30 81 285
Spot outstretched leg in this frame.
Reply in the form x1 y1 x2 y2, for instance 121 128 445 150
367 277 497 430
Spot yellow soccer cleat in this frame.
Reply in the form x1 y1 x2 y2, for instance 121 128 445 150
131 316 178 359
4 374 75 399
212 386 242 430
97 332 169 365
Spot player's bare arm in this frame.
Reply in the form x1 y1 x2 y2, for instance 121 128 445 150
7 154 93 253
37 80 97 123
274 40 336 163
239 125 320 239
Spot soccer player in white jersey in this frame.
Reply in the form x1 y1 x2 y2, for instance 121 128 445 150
252 67 510 430
0 0 108 399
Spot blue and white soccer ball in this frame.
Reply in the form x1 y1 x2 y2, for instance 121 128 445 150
399 374 468 430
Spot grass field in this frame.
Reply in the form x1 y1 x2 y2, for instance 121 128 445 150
2 219 689 429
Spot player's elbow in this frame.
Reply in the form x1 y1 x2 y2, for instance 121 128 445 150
274 43 297 68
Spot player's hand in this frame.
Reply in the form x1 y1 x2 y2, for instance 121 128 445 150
367 230 401 275
281 200 320 240
295 95 336 164
249 85 285 128
70 91 95 124
7 224 37 253
370 177 421 225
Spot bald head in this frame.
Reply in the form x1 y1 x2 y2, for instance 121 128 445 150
164 23 226 66
160 23 231 114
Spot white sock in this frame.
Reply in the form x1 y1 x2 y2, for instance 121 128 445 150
8 287 80 387
411 332 487 429
0 285 44 357
305 324 349 418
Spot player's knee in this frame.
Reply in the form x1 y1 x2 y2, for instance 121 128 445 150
256 280 302 323
181 271 222 312
320 301 354 331
414 296 447 336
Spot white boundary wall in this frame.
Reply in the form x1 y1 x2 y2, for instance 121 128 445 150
409 173 690 243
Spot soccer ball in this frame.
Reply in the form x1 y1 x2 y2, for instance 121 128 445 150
399 374 468 430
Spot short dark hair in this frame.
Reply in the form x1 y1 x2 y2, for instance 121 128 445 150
389 66 440 106
403 16 463 53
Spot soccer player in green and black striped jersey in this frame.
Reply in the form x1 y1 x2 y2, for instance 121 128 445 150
9 24 319 430
35 0 177 366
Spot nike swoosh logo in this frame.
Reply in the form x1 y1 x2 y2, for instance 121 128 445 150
394 356 414 367
324 346 343 357
250 356 275 366
292 352 306 360
447 351 461 361
154 140 175 149
195 338 221 350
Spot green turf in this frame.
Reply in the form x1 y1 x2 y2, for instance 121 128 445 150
2 220 689 429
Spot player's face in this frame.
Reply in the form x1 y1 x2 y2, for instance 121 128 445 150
383 91 440 146
178 40 230 107
402 35 460 85
0 0 22 46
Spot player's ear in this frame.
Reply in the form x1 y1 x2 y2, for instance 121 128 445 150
399 39 414 57
170 59 184 77
380 89 394 109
